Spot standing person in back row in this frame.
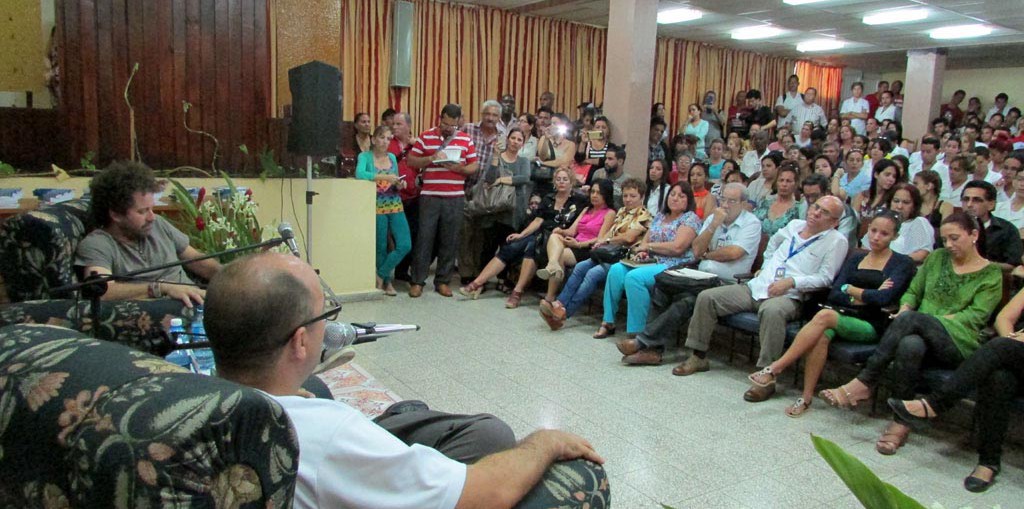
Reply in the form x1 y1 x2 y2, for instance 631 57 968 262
406 104 479 298
841 82 871 135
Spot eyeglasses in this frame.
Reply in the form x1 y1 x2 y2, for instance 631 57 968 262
281 303 342 346
811 202 836 219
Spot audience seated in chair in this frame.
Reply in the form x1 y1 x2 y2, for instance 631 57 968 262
459 168 587 308
617 183 761 365
673 196 848 404
206 252 608 509
821 212 1002 456
889 286 1024 493
540 178 651 330
593 182 701 340
747 211 914 417
535 179 616 303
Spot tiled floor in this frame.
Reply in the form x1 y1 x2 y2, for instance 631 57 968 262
339 288 1023 508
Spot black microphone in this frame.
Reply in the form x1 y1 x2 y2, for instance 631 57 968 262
278 222 301 258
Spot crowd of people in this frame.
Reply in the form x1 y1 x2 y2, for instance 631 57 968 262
356 77 1024 493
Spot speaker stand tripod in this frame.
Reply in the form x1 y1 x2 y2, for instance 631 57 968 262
304 155 316 264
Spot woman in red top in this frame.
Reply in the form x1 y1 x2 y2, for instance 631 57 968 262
688 162 716 220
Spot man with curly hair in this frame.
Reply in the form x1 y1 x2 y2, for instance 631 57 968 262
74 161 220 307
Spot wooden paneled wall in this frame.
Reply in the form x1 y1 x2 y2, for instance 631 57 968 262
56 0 271 172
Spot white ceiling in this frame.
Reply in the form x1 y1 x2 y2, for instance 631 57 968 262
456 0 1024 71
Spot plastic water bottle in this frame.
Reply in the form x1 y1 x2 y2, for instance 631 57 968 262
164 318 192 370
190 306 216 375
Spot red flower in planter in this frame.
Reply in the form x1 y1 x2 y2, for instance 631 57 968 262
195 216 206 231
245 188 253 201
196 187 207 207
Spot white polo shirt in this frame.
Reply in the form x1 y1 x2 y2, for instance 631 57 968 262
697 210 762 282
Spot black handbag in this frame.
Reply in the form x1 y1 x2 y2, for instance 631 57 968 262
589 244 629 264
653 266 721 298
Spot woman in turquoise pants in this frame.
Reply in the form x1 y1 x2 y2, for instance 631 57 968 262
595 182 702 338
356 125 411 296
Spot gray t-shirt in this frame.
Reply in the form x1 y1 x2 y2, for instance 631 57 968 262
591 168 629 209
75 215 194 284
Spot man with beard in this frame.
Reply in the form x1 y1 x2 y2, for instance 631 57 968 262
75 161 221 307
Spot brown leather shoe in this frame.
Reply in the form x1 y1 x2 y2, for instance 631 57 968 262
672 355 710 376
743 383 777 402
435 284 453 297
408 284 423 298
616 339 642 356
623 348 662 365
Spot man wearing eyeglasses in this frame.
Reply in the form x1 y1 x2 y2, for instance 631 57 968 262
204 252 606 509
674 196 849 403
618 183 762 366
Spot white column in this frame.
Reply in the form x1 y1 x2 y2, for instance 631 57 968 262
602 0 658 179
903 49 946 144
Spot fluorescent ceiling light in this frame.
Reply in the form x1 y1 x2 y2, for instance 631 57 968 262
657 8 703 24
930 24 993 39
731 26 785 40
796 39 845 52
862 8 928 25
784 0 828 5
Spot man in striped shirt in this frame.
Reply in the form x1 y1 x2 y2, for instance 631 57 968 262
406 103 480 298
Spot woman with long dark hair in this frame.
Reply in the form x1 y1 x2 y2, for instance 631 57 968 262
645 159 671 214
821 212 1002 456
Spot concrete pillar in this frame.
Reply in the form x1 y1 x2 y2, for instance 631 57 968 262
602 0 658 179
902 49 946 144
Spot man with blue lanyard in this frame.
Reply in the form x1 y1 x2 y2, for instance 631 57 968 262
673 196 849 402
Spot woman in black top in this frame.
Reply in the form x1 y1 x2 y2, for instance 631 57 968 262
459 167 587 308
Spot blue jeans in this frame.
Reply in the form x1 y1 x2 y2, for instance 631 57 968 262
376 212 412 283
602 262 667 334
556 258 609 318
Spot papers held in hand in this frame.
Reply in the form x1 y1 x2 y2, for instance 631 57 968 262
664 267 718 280
433 148 463 164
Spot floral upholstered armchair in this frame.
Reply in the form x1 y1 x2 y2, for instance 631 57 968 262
0 199 189 350
0 324 299 507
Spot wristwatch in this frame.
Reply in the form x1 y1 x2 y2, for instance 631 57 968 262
840 284 850 294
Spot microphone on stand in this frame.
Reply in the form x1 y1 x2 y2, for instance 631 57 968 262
278 222 302 258
314 321 421 374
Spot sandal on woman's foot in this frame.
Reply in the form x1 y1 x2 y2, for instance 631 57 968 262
887 398 935 429
875 422 910 455
541 310 564 331
593 323 616 339
539 299 554 317
964 465 1000 493
550 302 567 321
785 398 811 418
458 282 483 300
748 366 777 388
819 383 867 409
505 290 523 309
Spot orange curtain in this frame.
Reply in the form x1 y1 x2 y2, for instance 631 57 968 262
339 0 606 134
652 38 798 138
332 0 843 136
795 60 844 117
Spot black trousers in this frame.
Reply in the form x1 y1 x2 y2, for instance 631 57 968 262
636 286 699 350
857 311 964 399
925 337 1024 467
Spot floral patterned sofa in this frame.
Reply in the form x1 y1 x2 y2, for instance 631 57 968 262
0 198 189 350
0 323 300 507
0 323 609 508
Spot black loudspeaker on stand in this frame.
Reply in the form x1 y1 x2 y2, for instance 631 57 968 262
286 60 342 263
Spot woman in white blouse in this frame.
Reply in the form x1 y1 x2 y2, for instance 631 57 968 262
861 182 933 262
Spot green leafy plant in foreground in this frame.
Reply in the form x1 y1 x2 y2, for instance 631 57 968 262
811 434 926 508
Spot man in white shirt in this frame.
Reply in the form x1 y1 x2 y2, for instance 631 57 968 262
874 91 897 123
617 184 762 366
840 82 870 135
774 74 803 130
943 153 972 207
789 88 828 132
907 137 947 180
985 92 1012 122
740 130 770 178
674 196 849 403
204 252 606 509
